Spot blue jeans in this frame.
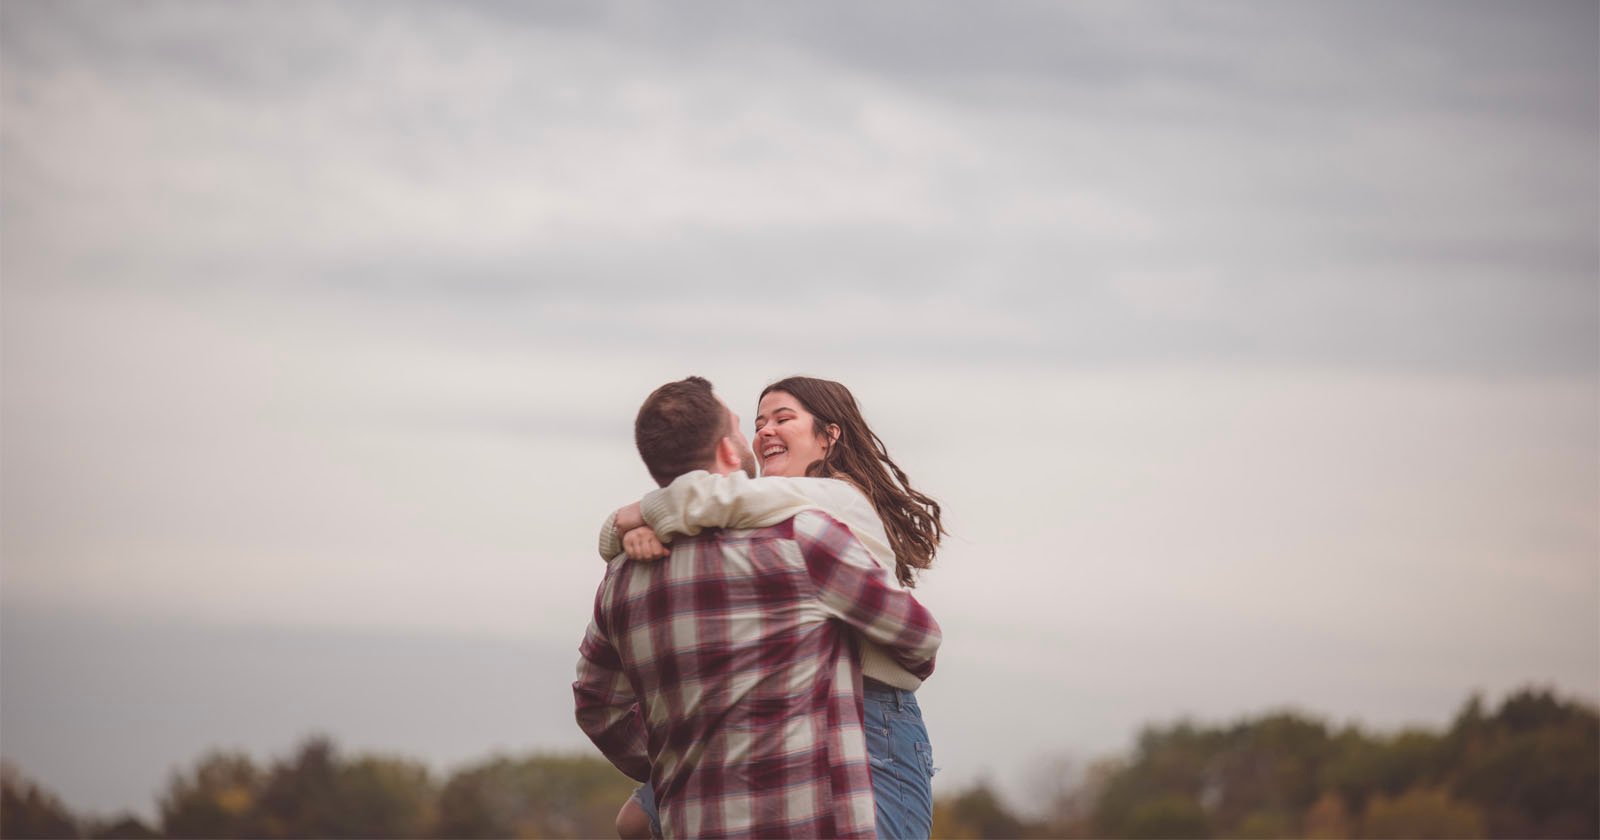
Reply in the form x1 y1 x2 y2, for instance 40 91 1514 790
630 782 662 839
863 677 936 839
630 679 936 839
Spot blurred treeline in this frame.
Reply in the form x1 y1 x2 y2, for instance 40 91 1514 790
3 687 1594 839
935 688 1597 839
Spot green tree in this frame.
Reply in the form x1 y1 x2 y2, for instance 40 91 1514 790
1090 713 1329 837
1082 689 1597 839
930 781 1029 839
435 753 637 838
333 755 437 838
254 737 342 837
1033 756 1117 839
158 737 439 839
1360 787 1484 839
1205 712 1332 833
1234 808 1292 839
252 737 437 838
1302 791 1353 839
159 750 268 838
1321 726 1442 814
1123 794 1210 839
1 764 79 839
1447 688 1599 838
84 815 161 839
1092 721 1217 837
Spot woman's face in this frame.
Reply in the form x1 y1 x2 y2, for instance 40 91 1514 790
753 390 831 477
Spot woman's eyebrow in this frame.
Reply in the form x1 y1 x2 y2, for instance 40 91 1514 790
755 407 794 424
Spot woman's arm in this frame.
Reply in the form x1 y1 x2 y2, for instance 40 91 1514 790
597 502 670 561
597 510 625 561
639 470 818 539
597 470 867 562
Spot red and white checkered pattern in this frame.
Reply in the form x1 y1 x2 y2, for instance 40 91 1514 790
575 509 941 839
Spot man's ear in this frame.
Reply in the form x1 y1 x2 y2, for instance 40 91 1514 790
716 436 740 471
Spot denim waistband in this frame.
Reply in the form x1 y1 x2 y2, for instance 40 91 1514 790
863 676 919 706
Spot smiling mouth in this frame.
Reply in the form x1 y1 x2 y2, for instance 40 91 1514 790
761 445 787 460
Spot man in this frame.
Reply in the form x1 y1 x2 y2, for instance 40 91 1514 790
574 376 942 839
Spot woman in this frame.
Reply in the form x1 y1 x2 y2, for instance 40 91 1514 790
599 376 945 839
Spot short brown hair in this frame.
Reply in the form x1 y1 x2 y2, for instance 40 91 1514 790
635 376 730 487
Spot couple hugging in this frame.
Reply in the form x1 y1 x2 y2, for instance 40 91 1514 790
574 375 947 839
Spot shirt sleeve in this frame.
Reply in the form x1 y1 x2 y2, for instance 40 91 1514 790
639 470 826 539
792 510 942 680
572 583 650 782
596 509 622 562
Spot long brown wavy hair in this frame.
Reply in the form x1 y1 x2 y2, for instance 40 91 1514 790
759 376 944 587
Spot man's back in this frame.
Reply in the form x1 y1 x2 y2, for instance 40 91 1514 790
575 510 940 839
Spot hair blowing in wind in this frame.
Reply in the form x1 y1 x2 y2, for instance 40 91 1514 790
760 376 945 587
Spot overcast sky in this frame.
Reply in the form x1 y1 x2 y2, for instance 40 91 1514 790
3 0 1596 819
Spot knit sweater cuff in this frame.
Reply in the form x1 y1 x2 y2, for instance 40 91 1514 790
597 510 622 561
639 485 684 535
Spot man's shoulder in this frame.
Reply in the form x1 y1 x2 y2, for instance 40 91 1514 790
755 509 856 552
685 508 849 545
786 506 850 533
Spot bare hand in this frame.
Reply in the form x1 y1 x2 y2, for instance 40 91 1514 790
622 526 669 561
614 501 646 534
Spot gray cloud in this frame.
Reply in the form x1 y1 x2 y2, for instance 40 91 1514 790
4 0 1594 374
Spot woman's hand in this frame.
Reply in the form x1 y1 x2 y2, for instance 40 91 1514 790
614 501 646 534
622 525 670 561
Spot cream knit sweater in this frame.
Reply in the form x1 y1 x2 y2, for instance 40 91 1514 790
597 470 925 691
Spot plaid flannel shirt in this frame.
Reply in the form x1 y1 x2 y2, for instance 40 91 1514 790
574 509 941 839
